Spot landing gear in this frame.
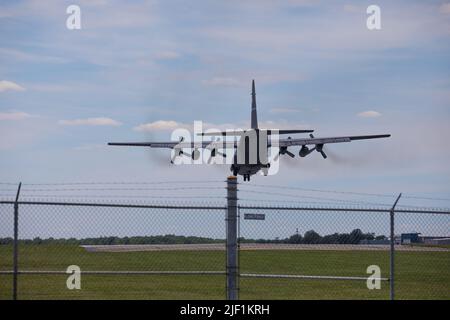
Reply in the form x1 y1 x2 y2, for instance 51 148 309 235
243 174 251 181
231 165 238 177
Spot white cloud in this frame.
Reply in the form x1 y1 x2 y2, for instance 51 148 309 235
357 111 382 118
0 111 32 120
58 117 122 126
0 80 25 92
134 120 182 132
202 2 450 59
133 119 313 132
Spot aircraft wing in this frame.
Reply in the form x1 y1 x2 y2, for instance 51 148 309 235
276 134 390 147
109 134 390 149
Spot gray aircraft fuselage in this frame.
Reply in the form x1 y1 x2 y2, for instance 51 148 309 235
230 129 270 179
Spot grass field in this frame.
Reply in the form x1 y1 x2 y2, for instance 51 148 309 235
0 245 449 300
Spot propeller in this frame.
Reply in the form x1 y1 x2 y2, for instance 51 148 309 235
310 134 327 159
171 137 188 164
279 146 295 158
316 144 327 159
276 136 295 159
207 148 227 164
206 137 227 164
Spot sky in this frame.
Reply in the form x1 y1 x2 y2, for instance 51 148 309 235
1 0 450 222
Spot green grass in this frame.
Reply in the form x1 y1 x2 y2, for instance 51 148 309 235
0 245 448 300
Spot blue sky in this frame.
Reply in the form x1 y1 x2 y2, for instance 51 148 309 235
1 0 450 215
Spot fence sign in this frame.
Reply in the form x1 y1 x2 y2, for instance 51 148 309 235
244 213 265 220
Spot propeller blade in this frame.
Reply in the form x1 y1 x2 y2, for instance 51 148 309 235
285 150 295 158
314 143 327 159
207 148 227 164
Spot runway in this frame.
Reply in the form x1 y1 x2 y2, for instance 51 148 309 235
81 243 449 253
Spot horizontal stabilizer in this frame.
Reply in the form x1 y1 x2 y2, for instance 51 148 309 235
198 129 313 136
277 129 314 134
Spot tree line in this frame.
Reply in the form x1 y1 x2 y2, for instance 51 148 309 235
0 229 386 245
240 229 387 245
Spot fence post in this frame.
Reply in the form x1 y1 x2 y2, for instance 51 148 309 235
13 182 22 301
390 193 402 301
226 176 239 300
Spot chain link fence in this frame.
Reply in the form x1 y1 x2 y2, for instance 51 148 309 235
0 201 227 300
238 206 449 300
0 180 449 300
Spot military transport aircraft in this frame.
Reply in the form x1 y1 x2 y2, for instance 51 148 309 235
108 80 390 181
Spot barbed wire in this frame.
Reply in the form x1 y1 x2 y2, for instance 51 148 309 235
238 198 388 207
238 198 449 211
1 197 448 212
5 194 226 200
18 180 225 186
400 195 450 202
3 180 450 203
241 191 450 211
241 183 450 202
0 197 227 208
20 186 226 192
241 183 396 197
238 189 396 207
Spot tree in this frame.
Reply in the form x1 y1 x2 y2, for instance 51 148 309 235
288 234 303 244
303 230 321 244
349 229 364 244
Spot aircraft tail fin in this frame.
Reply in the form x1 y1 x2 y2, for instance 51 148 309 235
251 79 258 129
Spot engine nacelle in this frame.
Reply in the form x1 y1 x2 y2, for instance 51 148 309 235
299 146 313 157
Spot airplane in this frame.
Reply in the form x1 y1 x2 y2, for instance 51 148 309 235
108 80 390 181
